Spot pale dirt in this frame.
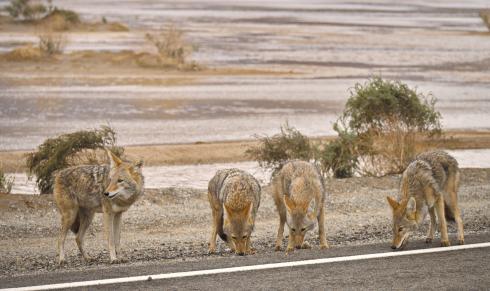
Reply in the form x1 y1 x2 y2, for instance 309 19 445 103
0 168 488 278
3 130 490 173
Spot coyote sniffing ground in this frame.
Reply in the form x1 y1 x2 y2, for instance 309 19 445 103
207 168 261 256
53 149 144 264
271 160 329 253
387 150 464 250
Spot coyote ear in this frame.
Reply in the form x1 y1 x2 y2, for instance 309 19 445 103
284 195 295 212
133 159 143 169
406 197 416 215
386 196 399 210
224 204 233 218
241 202 252 217
105 148 122 168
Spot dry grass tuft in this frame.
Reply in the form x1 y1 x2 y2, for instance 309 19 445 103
38 32 66 56
1 44 42 61
144 23 200 70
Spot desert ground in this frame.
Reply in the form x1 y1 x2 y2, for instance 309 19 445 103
1 0 490 281
0 168 489 278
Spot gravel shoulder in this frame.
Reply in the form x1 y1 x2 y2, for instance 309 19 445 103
0 168 489 278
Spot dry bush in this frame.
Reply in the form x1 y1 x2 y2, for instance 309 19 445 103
145 23 195 67
38 32 66 56
0 165 15 194
5 0 47 21
25 126 124 194
2 44 42 61
41 8 80 31
334 77 441 176
246 123 315 172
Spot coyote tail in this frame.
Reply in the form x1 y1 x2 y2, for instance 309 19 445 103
444 201 456 222
217 211 228 242
70 211 80 234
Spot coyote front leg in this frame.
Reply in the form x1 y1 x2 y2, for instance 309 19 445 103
113 212 123 256
426 207 436 243
103 211 118 263
209 208 221 254
318 206 329 249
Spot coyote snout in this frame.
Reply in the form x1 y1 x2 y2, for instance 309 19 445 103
387 196 418 250
272 161 329 253
208 169 261 256
284 195 317 249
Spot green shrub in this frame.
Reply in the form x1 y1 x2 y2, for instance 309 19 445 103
246 123 314 172
0 166 14 194
317 125 358 178
5 0 47 21
25 126 124 194
336 76 441 176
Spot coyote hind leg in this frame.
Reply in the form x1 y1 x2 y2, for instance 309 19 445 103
58 207 78 265
448 171 464 245
75 209 95 262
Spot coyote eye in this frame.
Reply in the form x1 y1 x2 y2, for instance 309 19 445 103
242 235 247 239
117 179 124 183
398 227 404 232
291 228 296 232
301 228 306 232
231 236 237 240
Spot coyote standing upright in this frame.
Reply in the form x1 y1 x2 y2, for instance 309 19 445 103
53 149 144 264
387 150 464 250
207 168 261 256
271 160 329 253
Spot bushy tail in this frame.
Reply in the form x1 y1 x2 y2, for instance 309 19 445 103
217 211 228 242
444 201 456 222
70 211 80 234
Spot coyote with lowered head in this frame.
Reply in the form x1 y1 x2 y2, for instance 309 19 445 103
272 160 329 253
53 149 144 264
387 150 464 250
208 168 261 256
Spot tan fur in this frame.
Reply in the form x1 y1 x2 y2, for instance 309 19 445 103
207 169 261 255
271 160 328 253
387 150 464 250
53 149 144 264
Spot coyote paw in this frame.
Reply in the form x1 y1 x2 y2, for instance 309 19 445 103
286 246 294 254
440 240 450 247
58 259 65 266
247 248 256 255
301 242 311 249
208 247 216 255
320 243 329 249
274 245 282 252
458 239 465 245
425 238 433 244
110 258 121 264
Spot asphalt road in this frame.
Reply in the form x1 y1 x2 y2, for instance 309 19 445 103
2 234 489 290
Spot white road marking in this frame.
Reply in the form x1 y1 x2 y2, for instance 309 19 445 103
3 242 490 291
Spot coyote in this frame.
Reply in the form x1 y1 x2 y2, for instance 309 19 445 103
387 150 464 250
53 149 144 264
208 168 261 256
271 160 328 253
